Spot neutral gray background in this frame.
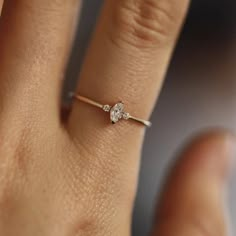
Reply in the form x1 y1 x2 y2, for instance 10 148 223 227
64 1 236 235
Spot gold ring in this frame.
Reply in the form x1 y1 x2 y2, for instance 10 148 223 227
70 93 152 127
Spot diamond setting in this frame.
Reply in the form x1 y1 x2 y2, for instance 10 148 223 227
110 102 124 124
103 105 111 112
122 112 130 120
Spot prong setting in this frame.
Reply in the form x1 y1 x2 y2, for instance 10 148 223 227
103 105 111 112
122 112 130 120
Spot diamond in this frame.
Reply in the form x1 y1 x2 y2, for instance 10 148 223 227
103 105 111 112
110 103 124 123
122 112 130 120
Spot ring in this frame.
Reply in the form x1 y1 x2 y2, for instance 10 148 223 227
70 93 152 127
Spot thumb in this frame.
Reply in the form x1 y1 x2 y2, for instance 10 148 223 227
151 130 235 236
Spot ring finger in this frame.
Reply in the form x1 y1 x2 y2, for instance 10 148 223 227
68 0 189 170
67 1 190 230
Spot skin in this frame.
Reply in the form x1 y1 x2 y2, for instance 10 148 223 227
0 0 234 235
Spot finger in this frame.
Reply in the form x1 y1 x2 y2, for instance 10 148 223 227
0 0 3 14
68 0 189 158
69 0 189 129
0 0 81 124
66 1 189 231
151 131 235 236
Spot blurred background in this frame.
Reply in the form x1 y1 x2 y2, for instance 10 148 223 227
64 0 236 235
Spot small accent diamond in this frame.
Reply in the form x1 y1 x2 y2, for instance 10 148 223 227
103 105 111 112
122 112 130 120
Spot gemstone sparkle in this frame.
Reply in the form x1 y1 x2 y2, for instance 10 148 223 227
123 112 130 120
103 105 111 112
110 103 124 123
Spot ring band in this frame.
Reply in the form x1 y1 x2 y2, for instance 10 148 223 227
70 93 152 127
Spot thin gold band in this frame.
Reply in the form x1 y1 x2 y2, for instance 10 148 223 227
71 93 152 127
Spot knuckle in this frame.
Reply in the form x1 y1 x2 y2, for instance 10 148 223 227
71 218 101 236
0 165 13 203
0 151 20 210
109 0 181 49
0 126 34 179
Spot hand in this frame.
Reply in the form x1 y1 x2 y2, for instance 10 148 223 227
0 0 234 235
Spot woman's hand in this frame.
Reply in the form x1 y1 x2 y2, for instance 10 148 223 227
0 0 234 235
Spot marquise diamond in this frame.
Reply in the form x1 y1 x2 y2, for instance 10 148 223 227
110 103 124 124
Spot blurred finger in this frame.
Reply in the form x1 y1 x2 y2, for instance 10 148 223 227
152 131 235 236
